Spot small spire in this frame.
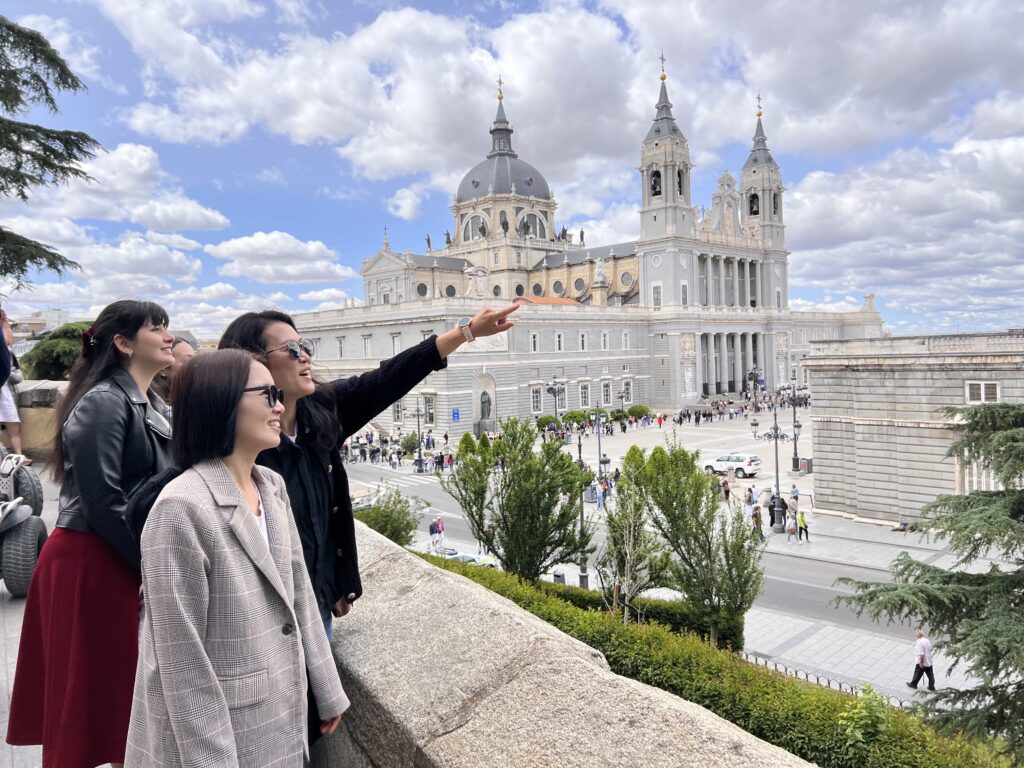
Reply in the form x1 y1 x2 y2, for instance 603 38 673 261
382 225 390 251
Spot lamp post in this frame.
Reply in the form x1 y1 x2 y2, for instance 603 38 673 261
789 375 802 472
411 397 424 473
750 403 800 532
576 430 584 468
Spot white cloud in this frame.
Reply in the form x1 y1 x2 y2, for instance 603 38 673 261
298 288 350 302
17 14 126 93
144 231 202 250
204 230 359 283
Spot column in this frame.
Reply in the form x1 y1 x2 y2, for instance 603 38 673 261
753 261 762 308
738 259 746 306
694 332 704 399
744 332 754 379
733 333 743 392
717 257 726 307
731 258 739 307
704 255 714 307
707 333 718 395
717 333 728 394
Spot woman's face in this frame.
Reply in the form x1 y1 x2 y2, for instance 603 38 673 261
261 321 315 399
169 340 196 375
131 322 176 371
236 361 286 453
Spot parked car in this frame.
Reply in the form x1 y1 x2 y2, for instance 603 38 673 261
704 453 762 478
450 553 497 568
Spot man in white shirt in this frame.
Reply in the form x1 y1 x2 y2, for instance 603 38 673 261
906 626 936 691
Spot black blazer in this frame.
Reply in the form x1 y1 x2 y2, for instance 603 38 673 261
56 369 172 574
260 335 446 606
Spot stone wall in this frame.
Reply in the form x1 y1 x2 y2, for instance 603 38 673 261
314 522 810 768
806 332 1024 521
0 381 67 458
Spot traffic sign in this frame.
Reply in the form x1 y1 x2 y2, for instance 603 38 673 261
452 408 460 422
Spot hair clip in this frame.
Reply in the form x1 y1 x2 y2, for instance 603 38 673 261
81 328 96 358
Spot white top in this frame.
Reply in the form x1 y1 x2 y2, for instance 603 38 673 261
915 636 934 667
255 494 269 546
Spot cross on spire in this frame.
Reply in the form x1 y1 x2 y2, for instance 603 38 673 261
756 92 763 117
497 74 504 100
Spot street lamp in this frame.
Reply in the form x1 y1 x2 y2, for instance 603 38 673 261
411 397 425 473
789 374 803 472
746 366 762 410
750 404 800 532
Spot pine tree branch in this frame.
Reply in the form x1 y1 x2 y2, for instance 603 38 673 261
0 15 85 115
0 116 98 199
0 227 80 289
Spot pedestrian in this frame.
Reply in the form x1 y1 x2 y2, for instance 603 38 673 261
429 518 439 548
7 301 174 767
751 505 764 541
790 482 800 513
906 627 936 692
786 508 799 542
798 509 810 541
436 516 445 546
722 477 730 502
125 349 348 765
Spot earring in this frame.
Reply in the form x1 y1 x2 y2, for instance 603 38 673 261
126 349 134 359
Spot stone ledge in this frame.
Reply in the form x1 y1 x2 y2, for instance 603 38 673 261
318 522 811 767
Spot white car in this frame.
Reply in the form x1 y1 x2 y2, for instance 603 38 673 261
704 453 762 478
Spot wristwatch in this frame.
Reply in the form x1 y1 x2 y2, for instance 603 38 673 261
458 316 475 343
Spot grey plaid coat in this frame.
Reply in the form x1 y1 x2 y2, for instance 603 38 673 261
125 459 349 767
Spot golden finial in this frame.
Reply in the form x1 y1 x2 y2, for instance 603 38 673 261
756 92 763 118
497 74 504 101
659 50 667 81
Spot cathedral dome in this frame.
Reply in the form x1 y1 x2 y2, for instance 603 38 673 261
455 97 551 203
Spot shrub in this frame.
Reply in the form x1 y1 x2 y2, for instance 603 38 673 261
400 433 419 456
20 321 91 380
609 409 628 421
422 557 1009 768
561 409 588 426
535 414 560 431
353 485 421 546
627 404 652 419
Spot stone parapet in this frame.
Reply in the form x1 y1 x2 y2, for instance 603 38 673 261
1 380 66 459
316 522 810 768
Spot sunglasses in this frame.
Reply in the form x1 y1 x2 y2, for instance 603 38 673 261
266 338 316 360
243 385 285 408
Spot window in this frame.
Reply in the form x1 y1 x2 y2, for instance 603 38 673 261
493 250 500 265
622 380 632 403
650 170 662 197
579 332 588 351
381 292 391 305
416 282 428 297
622 364 630 372
600 332 609 351
574 277 586 293
749 193 760 216
776 289 782 309
652 284 662 308
556 332 564 352
336 337 345 358
553 280 564 295
601 382 611 406
530 332 539 352
445 284 457 297
621 272 633 287
579 383 590 408
393 399 403 422
965 382 999 404
423 396 435 426
555 384 567 410
362 335 372 358
421 330 434 340
532 283 543 296
492 284 501 297
622 331 630 350
531 387 542 413
516 250 523 266
680 283 689 305
391 333 401 355
773 192 779 215
515 284 525 296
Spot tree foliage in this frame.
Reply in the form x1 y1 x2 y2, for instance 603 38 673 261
352 485 421 547
20 321 89 380
0 16 97 287
596 445 664 623
399 433 419 456
441 417 593 582
837 403 1024 763
640 441 765 647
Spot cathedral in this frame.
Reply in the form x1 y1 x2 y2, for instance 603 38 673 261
296 72 882 438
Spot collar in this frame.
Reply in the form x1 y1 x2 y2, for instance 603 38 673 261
110 368 148 404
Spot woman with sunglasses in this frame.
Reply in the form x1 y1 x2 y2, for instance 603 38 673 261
125 350 348 766
8 300 174 768
219 305 517 642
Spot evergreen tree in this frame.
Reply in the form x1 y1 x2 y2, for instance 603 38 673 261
838 404 1024 763
441 417 593 582
1 15 98 287
640 441 765 647
20 320 90 379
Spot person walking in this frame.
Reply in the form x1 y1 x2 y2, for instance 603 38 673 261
751 505 764 542
721 477 731 503
797 509 810 542
125 350 348 766
789 483 800 513
906 627 936 692
785 508 799 543
8 301 175 768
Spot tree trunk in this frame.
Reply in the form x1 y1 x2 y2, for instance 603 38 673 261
709 620 719 648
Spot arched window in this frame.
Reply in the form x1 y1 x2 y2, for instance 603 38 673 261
650 170 662 197
464 215 487 241
522 213 546 239
677 169 683 195
749 194 760 216
416 283 428 297
445 284 457 297
773 193 779 215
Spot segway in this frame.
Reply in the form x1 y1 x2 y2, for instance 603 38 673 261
0 451 47 598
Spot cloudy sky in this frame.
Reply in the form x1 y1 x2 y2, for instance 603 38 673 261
3 0 1022 337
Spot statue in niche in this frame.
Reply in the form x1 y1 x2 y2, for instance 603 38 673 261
501 218 509 234
478 221 487 238
560 225 568 241
480 391 492 420
594 256 606 285
444 229 452 246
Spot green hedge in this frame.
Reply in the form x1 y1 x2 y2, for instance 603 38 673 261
423 557 1008 768
536 580 744 650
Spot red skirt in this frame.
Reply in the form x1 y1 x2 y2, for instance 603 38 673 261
7 527 141 768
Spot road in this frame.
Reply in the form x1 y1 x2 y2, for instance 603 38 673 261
344 461 916 641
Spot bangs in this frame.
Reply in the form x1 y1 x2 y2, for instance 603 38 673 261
139 301 170 329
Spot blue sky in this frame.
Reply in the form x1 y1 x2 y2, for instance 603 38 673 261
2 0 1022 337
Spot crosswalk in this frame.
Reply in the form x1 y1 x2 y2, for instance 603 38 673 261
348 466 442 490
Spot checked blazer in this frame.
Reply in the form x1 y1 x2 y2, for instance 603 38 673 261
125 459 349 767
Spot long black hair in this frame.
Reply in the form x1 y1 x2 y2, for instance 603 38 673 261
218 310 339 453
52 300 170 482
171 349 256 468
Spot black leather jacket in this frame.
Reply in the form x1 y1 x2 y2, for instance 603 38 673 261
56 369 171 574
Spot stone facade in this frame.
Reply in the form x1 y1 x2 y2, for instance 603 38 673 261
805 331 1024 522
295 75 884 439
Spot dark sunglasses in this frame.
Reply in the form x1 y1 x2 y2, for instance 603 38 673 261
266 338 315 360
243 385 285 408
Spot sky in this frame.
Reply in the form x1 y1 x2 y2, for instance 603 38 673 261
2 0 1022 338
